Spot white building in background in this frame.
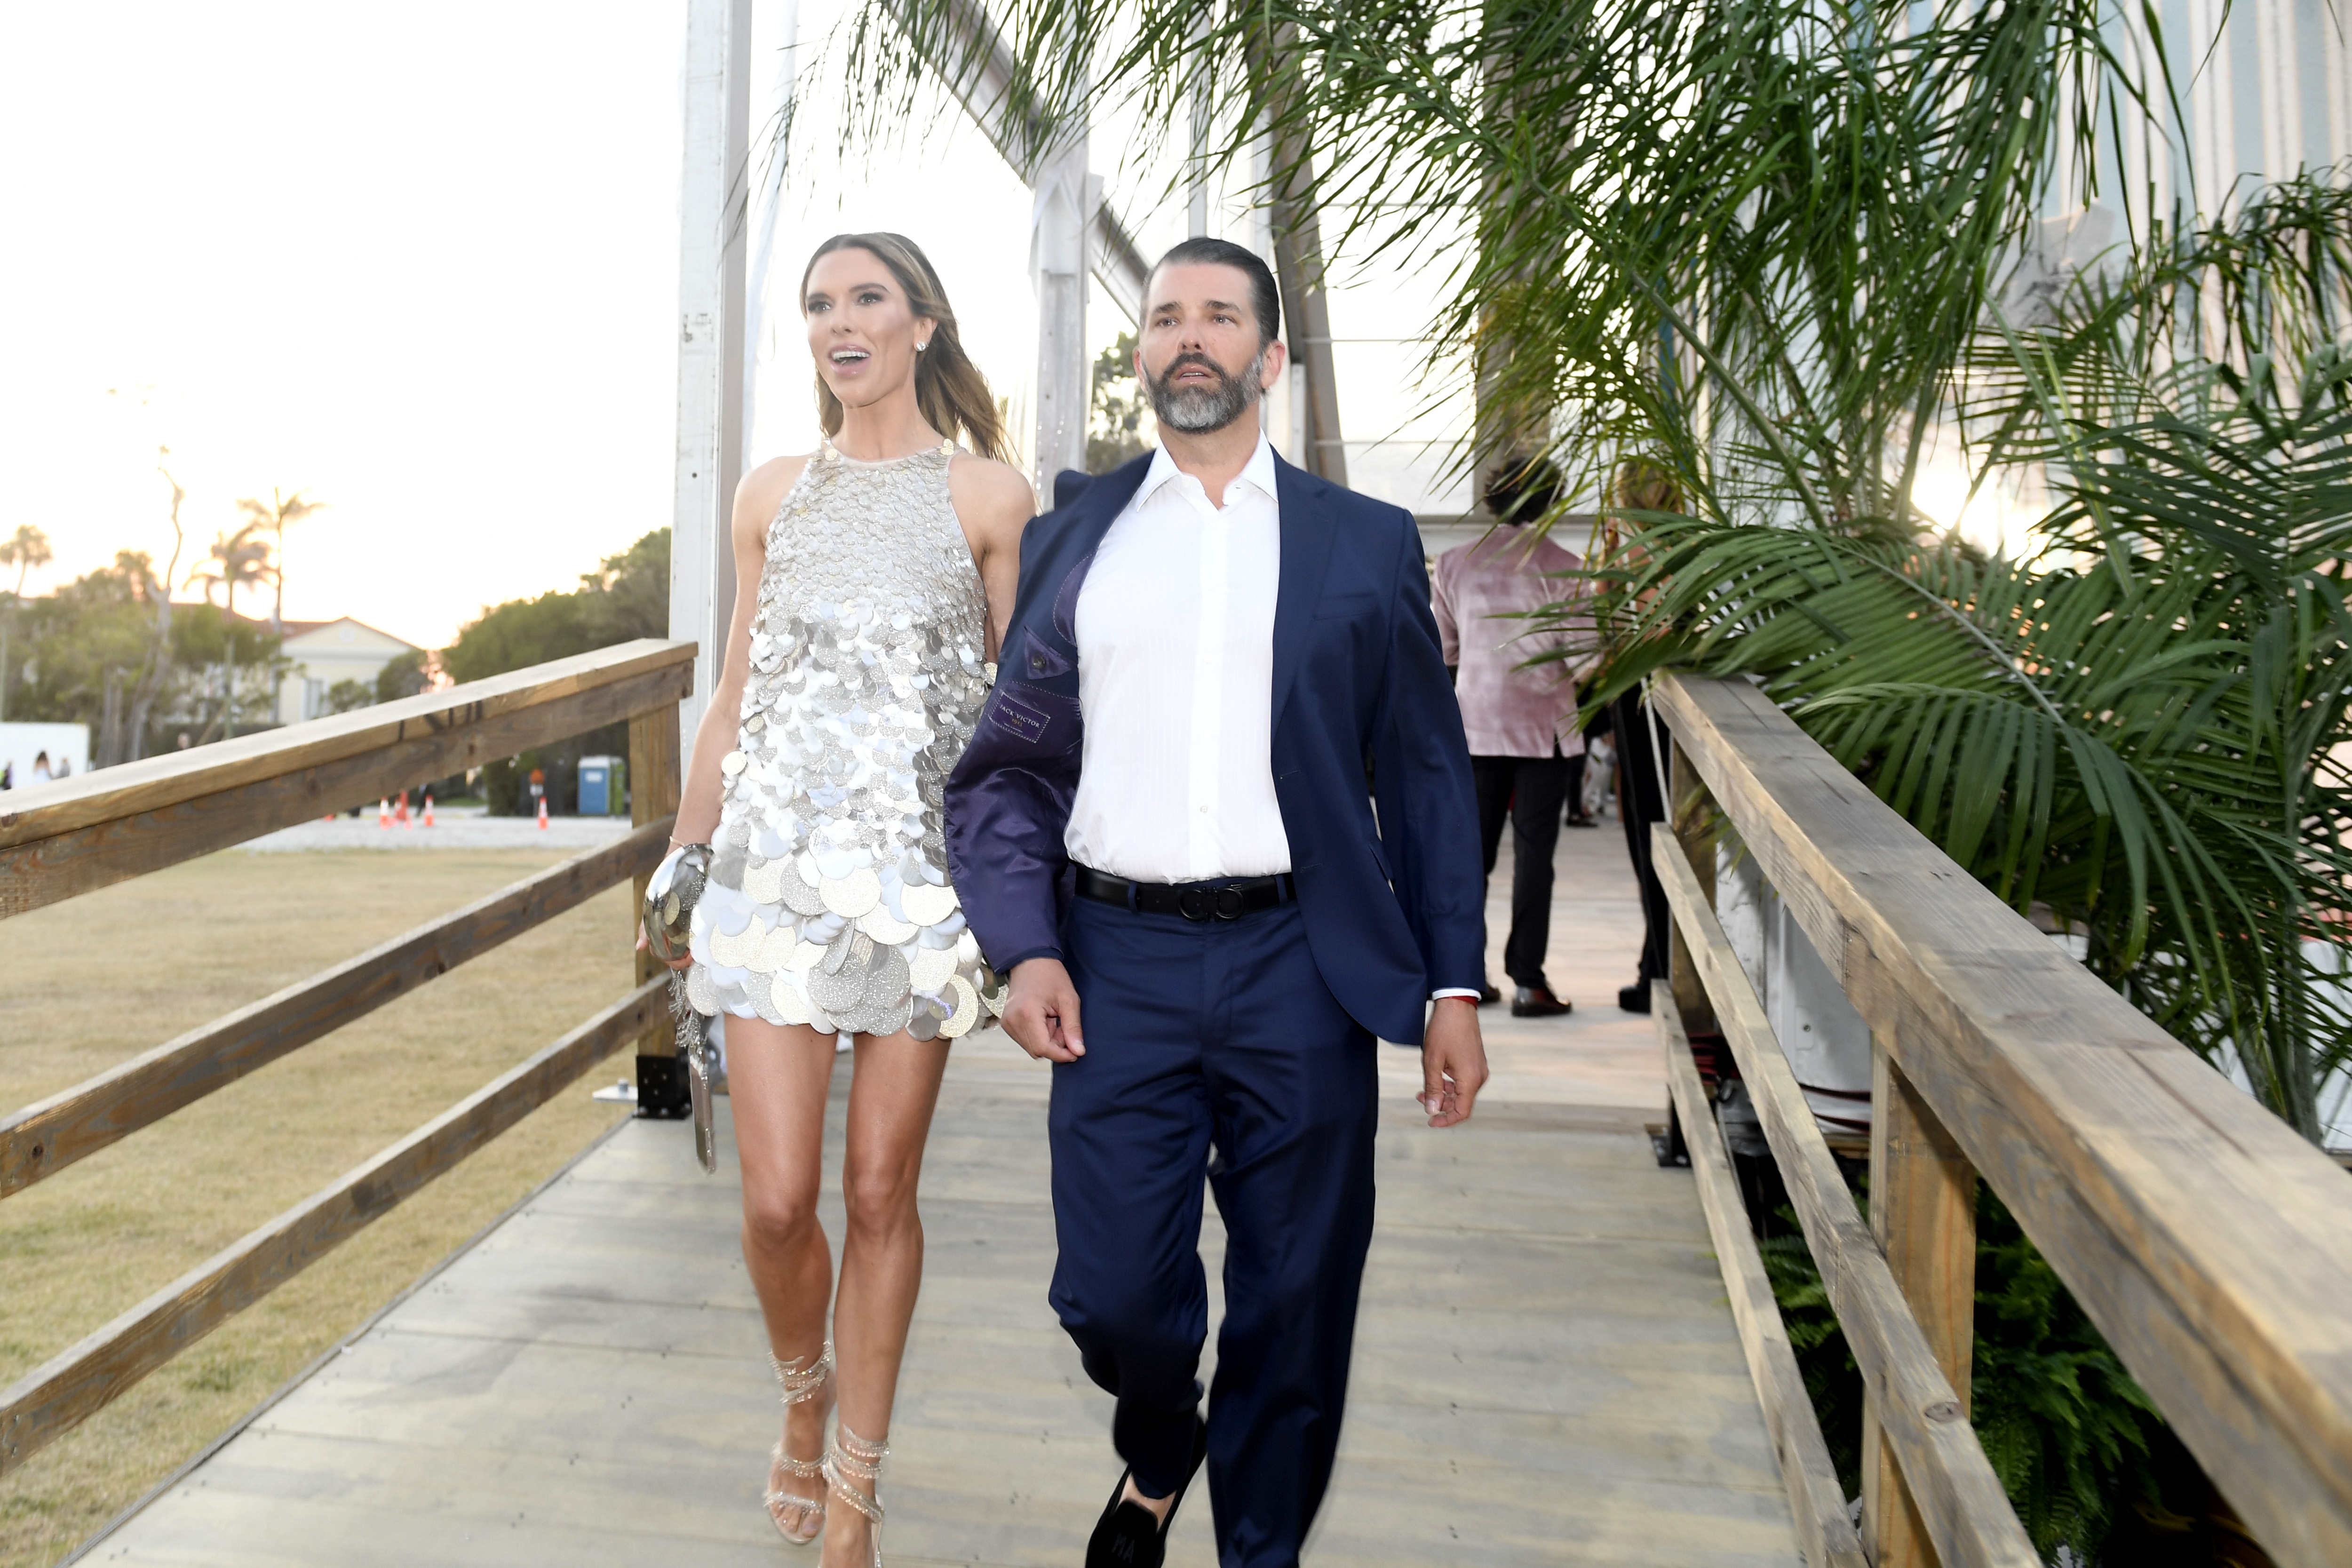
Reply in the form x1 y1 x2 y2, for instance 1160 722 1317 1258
273 617 418 724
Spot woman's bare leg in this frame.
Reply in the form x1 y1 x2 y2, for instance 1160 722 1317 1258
823 1028 951 1568
729 1016 842 1537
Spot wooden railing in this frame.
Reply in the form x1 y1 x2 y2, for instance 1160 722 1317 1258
0 638 695 1476
1647 672 2352 1568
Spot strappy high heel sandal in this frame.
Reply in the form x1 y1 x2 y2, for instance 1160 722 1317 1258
763 1343 835 1545
821 1421 889 1568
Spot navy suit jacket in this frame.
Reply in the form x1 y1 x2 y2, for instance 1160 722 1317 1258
942 449 1485 1045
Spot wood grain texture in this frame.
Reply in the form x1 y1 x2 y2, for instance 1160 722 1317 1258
627 706 684 1057
1669 740 1720 1035
1863 1042 1979 1568
0 641 695 921
0 977 665 1479
0 640 694 847
1658 981 1867 1568
1653 671 2352 1568
77 1057 1805 1567
1653 822 2038 1568
0 818 673 1199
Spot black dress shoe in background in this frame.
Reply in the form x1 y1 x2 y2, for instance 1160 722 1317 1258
1086 1418 1208 1568
1618 981 1652 1014
1510 984 1573 1018
1478 982 1502 1006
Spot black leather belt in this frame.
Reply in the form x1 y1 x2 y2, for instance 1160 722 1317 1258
1076 865 1296 921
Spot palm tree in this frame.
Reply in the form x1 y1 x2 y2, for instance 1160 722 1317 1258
0 523 54 722
186 521 276 740
121 459 188 762
187 521 272 621
235 488 325 630
854 0 2352 1130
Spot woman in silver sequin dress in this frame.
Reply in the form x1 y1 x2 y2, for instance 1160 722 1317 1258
648 233 1032 1568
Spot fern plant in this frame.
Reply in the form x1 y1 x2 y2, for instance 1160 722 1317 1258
1764 1185 2168 1560
1591 187 2352 1136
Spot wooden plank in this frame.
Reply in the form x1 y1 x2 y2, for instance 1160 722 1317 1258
1863 1042 1980 1568
1657 980 1867 1568
76 1063 1809 1568
1653 672 2352 1568
0 639 694 847
1652 821 2039 1568
0 978 667 1478
1669 737 1719 1034
0 653 694 919
628 704 683 1057
0 819 673 1199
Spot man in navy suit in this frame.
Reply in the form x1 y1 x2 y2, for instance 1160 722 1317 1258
944 237 1487 1568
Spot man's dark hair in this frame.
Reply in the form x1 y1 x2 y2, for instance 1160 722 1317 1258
1484 452 1565 523
1147 237 1282 348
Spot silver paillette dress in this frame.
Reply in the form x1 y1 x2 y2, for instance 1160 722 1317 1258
686 437 1005 1040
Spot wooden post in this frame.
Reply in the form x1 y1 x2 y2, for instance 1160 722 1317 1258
1669 737 1717 1035
630 707 683 1058
1862 1038 1979 1568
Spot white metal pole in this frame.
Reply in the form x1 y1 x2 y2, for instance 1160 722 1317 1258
672 0 755 749
742 0 803 470
1030 124 1091 495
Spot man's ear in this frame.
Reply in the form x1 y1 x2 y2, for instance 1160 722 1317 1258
1258 338 1290 389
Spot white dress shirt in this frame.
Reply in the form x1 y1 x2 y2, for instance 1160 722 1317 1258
1063 438 1478 1005
1066 437 1291 881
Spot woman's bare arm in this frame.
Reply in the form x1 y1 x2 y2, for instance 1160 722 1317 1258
671 454 808 846
946 454 1038 663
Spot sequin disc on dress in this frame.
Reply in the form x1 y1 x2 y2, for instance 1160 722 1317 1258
687 438 1007 1037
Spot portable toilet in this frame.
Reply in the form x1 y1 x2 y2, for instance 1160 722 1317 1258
577 756 618 817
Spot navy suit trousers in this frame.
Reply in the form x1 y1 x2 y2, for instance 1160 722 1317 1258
1048 894 1378 1568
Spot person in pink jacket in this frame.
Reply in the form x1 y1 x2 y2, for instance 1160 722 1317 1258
1432 454 1595 1016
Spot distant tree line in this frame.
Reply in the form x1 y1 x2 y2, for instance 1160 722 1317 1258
443 527 670 815
1 516 666 796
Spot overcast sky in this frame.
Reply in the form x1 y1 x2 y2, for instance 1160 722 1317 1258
0 2 1477 650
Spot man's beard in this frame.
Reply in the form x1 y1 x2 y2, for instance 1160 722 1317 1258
1144 347 1267 434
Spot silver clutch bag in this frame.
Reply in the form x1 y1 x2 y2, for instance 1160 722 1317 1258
644 844 721 1174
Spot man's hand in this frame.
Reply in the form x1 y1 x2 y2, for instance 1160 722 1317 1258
1419 996 1488 1128
1003 957 1086 1063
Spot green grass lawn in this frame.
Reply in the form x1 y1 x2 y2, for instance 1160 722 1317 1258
0 848 642 1567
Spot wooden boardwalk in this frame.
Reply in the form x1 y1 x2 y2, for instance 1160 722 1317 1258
77 832 1802 1567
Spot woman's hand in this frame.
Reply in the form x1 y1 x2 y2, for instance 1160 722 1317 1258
636 923 694 972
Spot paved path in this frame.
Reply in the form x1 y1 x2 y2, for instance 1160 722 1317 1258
241 807 636 853
79 815 1800 1566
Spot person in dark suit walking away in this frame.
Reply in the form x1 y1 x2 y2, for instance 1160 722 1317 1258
944 237 1489 1568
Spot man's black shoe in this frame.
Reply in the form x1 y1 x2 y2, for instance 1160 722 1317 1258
1478 982 1502 1006
1086 1417 1208 1568
1618 981 1652 1014
1510 984 1573 1018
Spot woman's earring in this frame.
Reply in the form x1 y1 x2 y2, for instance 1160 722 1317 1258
917 340 929 352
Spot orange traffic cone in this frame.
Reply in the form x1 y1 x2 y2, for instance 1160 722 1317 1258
396 790 412 829
537 796 549 831
422 793 435 828
378 798 390 829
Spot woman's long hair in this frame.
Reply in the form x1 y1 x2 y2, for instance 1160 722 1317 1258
801 232 1010 463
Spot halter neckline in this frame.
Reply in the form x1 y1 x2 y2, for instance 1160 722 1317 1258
820 435 957 468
